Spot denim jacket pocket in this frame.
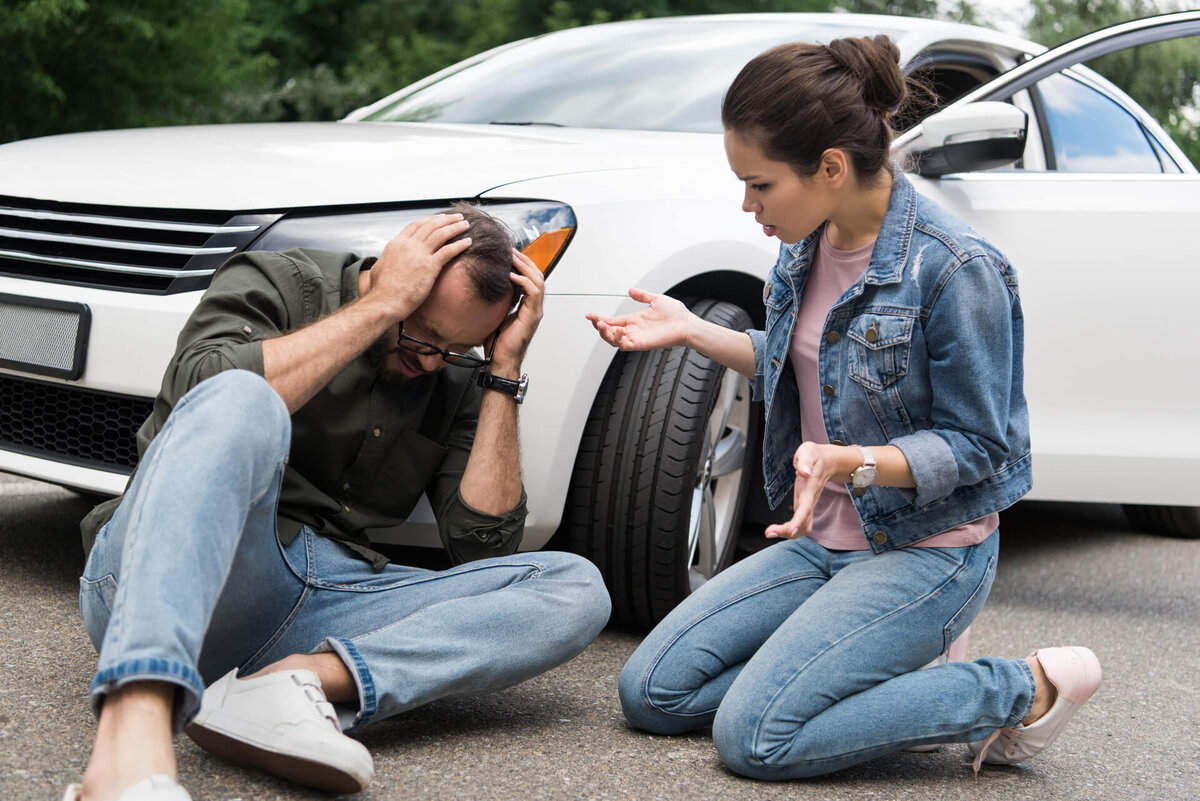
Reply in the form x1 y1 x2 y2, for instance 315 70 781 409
847 313 914 392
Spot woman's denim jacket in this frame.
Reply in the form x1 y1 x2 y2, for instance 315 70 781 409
747 172 1031 552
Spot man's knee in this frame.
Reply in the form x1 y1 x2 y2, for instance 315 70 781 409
551 552 611 639
175 370 290 458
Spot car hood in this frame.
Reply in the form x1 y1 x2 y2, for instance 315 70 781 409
0 121 719 210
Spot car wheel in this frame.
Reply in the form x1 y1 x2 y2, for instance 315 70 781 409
1121 504 1200 539
560 298 757 630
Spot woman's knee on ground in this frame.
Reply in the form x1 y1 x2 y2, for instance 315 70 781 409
712 694 830 780
617 639 713 735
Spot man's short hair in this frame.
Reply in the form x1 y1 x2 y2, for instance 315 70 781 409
446 202 516 305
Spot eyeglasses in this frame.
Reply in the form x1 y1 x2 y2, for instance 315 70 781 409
397 321 497 368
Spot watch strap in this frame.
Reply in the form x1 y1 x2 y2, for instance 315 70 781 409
477 371 528 404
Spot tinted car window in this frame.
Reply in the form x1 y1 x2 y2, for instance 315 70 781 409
361 19 901 133
1037 72 1164 173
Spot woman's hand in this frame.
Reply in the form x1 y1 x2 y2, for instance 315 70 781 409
585 288 693 351
765 442 853 539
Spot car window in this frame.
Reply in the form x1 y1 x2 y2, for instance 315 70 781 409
1034 71 1164 173
360 19 958 134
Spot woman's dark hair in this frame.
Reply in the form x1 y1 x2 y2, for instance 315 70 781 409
444 201 517 305
722 35 916 183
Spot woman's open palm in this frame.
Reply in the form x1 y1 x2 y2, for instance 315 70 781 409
586 288 692 352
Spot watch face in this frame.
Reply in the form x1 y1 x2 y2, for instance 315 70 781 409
852 466 878 488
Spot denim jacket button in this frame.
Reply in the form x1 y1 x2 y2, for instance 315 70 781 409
823 384 836 397
872 531 887 546
866 324 879 343
826 331 841 344
832 439 845 446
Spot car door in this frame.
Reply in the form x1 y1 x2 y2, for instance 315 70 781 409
907 12 1200 513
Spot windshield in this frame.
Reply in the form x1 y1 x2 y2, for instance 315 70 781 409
360 17 904 133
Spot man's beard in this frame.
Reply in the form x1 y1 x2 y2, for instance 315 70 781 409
368 335 419 385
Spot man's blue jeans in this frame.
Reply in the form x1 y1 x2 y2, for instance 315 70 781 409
619 534 1035 779
79 370 611 732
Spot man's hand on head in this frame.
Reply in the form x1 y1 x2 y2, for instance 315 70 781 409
489 249 545 377
365 213 473 321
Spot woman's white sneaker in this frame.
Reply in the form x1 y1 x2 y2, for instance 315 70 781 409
185 668 373 793
968 646 1102 772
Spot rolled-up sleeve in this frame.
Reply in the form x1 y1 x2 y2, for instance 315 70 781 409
426 386 527 564
893 253 1018 506
161 252 307 399
747 327 768 402
136 251 310 452
435 488 527 565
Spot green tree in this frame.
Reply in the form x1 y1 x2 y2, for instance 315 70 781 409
0 0 271 142
1026 0 1200 168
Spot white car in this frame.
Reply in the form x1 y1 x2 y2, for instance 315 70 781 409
0 12 1197 628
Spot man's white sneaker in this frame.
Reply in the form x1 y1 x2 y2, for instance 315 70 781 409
185 668 373 794
968 646 1102 773
61 775 192 801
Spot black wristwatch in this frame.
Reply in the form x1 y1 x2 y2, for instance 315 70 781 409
477 371 529 404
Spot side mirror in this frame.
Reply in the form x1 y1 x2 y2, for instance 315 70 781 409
900 102 1028 177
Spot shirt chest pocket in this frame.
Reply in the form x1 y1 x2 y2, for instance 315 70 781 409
846 313 914 392
367 427 449 517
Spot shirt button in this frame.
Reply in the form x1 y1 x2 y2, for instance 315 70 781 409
826 331 841 344
873 531 887 546
823 385 836 397
241 325 252 335
342 482 351 491
372 428 382 438
342 504 350 513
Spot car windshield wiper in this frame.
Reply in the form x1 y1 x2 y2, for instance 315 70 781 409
489 120 566 127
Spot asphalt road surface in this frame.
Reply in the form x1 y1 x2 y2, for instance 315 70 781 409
1 472 1197 801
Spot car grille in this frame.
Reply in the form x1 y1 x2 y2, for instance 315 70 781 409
0 196 280 294
0 373 151 473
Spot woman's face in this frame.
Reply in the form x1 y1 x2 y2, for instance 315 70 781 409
723 130 835 245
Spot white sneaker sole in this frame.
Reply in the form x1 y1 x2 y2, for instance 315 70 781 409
186 722 369 794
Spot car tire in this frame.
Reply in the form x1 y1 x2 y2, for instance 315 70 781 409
559 298 758 630
1121 504 1200 539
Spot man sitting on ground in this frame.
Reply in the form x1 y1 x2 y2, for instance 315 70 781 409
68 207 610 801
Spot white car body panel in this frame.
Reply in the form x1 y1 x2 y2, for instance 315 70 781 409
914 171 1200 505
0 124 720 210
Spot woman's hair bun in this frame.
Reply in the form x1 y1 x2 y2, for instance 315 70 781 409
827 35 905 114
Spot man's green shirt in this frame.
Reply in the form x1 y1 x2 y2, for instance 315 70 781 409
81 249 526 568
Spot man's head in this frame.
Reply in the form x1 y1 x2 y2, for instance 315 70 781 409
374 204 518 383
443 201 519 307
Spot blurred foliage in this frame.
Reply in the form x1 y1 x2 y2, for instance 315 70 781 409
1026 0 1200 168
4 0 1195 172
0 0 272 142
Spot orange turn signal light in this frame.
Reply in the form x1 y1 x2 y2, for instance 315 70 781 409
521 227 574 276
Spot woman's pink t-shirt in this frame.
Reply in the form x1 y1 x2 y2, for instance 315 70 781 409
788 228 997 551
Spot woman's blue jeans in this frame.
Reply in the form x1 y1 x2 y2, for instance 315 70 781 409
619 534 1035 779
79 370 611 732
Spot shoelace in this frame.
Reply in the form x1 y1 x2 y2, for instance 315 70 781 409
968 727 1019 776
292 674 341 732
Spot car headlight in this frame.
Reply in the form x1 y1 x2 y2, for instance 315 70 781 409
248 200 576 277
